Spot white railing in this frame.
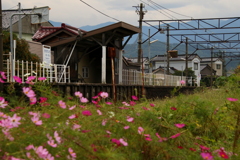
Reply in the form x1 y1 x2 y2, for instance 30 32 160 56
122 69 188 86
3 59 71 83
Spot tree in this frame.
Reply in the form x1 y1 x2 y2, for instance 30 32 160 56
3 31 40 62
173 67 196 78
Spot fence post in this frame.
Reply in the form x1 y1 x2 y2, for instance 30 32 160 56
64 65 66 83
54 65 57 82
68 66 70 83
21 60 24 81
16 60 19 77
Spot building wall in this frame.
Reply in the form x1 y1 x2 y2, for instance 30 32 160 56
202 60 223 76
153 58 201 86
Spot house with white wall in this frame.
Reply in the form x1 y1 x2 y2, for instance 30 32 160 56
151 54 202 86
200 58 223 76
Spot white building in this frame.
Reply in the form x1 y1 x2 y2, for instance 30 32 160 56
151 54 202 86
200 58 223 76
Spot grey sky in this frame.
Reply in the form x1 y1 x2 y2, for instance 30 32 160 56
3 0 240 28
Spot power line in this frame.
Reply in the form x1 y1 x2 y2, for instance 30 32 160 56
147 0 192 19
79 0 121 22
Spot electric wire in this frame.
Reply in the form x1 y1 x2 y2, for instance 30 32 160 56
79 0 121 22
140 0 238 54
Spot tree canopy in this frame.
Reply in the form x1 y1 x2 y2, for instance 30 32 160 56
3 31 40 63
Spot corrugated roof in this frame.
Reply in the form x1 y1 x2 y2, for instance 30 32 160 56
2 9 32 29
151 54 201 62
201 57 223 62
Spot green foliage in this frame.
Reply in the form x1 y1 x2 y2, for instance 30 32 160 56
1 72 240 159
3 31 40 62
173 67 196 79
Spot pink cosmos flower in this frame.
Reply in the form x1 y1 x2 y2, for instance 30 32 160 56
142 107 150 110
2 128 14 141
150 103 155 107
47 139 57 147
227 97 238 101
130 101 136 106
74 91 83 98
97 109 102 115
30 97 37 105
27 76 36 81
92 95 99 99
80 97 89 103
69 114 77 119
54 131 61 144
122 101 130 106
58 100 66 109
180 80 186 85
38 77 46 81
13 76 22 83
23 87 36 98
131 95 138 100
0 78 4 83
175 124 186 128
39 97 47 103
0 71 7 79
106 102 112 105
68 148 77 158
124 126 130 129
25 144 34 150
82 110 92 116
44 154 55 160
35 146 49 158
69 105 76 110
200 152 214 160
8 114 21 128
100 92 108 98
127 116 134 122
102 119 107 126
111 139 121 147
0 97 8 108
72 124 81 131
31 116 42 126
155 133 168 142
29 111 40 117
200 145 210 151
144 134 152 141
170 107 177 110
138 127 144 134
119 138 128 146
170 133 181 139
42 113 50 118
218 148 229 159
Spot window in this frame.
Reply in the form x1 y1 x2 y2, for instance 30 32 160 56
82 67 89 78
194 63 198 70
216 64 221 69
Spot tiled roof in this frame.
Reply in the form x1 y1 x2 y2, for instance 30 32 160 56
32 23 87 41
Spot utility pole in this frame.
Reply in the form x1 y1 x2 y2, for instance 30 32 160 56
18 2 22 39
185 37 188 86
166 24 170 75
133 3 146 63
0 0 3 91
211 47 213 87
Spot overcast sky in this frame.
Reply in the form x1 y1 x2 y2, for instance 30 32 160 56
3 0 240 28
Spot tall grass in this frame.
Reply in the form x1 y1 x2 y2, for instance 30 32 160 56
0 73 240 160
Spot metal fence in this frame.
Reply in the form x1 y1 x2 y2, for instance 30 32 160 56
122 69 191 86
3 58 71 83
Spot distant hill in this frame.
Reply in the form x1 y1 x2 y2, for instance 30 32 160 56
49 20 240 72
